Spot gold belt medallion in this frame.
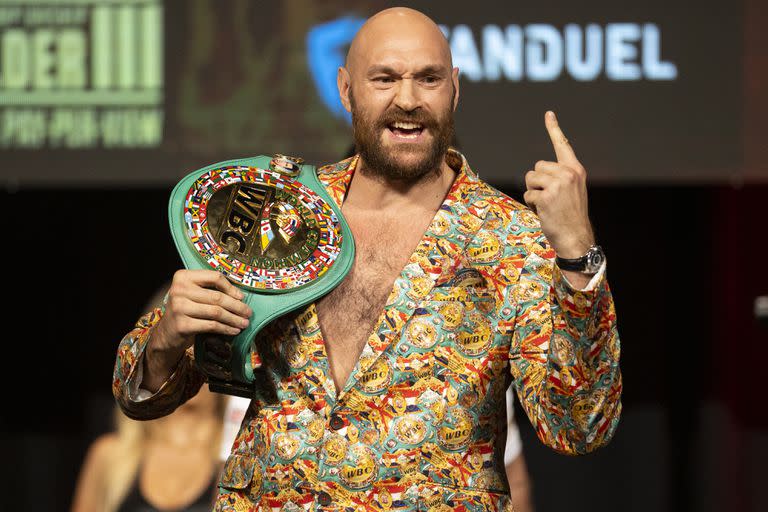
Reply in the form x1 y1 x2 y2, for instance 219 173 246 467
183 161 342 290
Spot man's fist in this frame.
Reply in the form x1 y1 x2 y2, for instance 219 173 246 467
523 111 595 259
143 269 252 392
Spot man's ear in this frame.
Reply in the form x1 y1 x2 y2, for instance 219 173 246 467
451 67 460 111
338 67 352 113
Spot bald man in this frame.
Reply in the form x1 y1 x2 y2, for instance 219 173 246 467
113 7 622 511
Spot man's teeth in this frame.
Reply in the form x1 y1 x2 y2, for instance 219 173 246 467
390 122 423 139
392 122 422 130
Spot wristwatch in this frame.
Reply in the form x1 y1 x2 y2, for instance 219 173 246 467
555 245 605 274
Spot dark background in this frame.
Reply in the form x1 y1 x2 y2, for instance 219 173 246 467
2 0 767 510
3 184 767 511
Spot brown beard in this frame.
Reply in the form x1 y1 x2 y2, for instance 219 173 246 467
350 88 455 182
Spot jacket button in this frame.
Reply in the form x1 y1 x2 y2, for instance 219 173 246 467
318 491 332 506
329 414 344 431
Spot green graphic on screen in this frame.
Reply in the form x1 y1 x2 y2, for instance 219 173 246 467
0 0 163 149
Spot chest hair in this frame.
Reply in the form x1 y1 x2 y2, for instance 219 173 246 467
316 209 433 390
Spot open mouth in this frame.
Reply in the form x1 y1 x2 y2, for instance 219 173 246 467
387 121 425 140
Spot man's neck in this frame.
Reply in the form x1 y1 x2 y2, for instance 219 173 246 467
344 157 456 213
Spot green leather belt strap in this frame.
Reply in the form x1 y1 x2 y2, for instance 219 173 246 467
168 154 354 398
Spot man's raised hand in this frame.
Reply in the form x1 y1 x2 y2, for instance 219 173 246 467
523 111 595 259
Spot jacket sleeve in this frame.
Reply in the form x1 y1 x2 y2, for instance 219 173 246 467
508 229 622 455
112 307 206 420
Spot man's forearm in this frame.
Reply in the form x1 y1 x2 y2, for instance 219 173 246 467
510 240 621 454
142 336 185 393
112 305 205 420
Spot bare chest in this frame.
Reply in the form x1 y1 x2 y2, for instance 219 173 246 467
315 210 433 391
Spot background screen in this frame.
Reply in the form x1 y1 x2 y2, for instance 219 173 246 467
0 0 753 185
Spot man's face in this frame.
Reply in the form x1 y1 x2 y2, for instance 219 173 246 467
341 24 459 181
349 83 455 181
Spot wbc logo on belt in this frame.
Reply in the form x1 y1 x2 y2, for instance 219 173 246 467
183 160 343 291
214 183 316 269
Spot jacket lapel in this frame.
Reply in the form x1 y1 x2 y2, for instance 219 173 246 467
316 150 491 402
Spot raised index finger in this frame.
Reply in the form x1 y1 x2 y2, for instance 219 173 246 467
545 111 580 168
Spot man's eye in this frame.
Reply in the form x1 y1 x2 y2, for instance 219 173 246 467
420 76 441 85
374 76 395 83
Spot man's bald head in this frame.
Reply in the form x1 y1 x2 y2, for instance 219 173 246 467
337 7 459 182
346 7 452 72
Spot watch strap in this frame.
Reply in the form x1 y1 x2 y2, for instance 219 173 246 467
555 253 590 271
555 245 604 273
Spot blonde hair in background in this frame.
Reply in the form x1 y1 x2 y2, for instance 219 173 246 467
102 408 143 512
100 395 226 512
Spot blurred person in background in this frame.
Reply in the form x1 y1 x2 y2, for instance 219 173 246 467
71 386 225 512
72 283 227 512
505 388 534 512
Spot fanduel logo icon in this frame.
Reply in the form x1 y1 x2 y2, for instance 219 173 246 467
306 16 365 123
306 18 677 122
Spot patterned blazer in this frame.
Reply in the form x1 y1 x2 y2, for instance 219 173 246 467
113 150 622 511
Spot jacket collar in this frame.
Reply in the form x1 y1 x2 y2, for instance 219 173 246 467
309 149 490 402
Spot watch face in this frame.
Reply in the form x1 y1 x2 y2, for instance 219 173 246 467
586 247 605 273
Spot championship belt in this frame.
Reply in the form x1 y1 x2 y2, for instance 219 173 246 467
168 154 354 398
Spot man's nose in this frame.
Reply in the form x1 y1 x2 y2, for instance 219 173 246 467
393 78 420 111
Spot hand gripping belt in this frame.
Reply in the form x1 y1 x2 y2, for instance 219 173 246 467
168 154 354 398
